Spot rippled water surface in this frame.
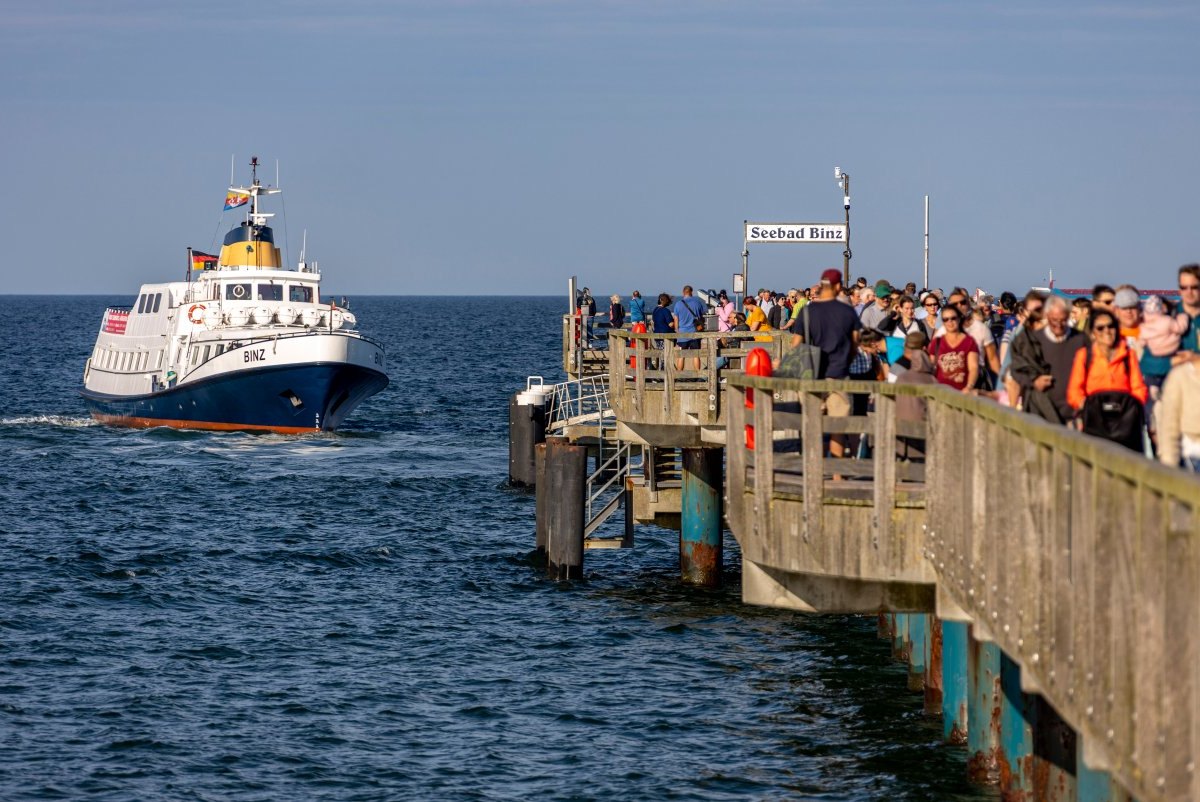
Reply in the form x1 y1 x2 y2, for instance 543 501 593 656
0 296 987 800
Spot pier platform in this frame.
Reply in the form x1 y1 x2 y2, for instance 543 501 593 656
521 323 1200 801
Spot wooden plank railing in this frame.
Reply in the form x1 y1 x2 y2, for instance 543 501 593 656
727 373 1200 802
725 378 933 598
605 330 791 429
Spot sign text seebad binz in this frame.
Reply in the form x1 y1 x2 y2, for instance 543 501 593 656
744 223 847 244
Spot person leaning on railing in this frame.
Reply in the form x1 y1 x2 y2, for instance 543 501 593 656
742 297 772 342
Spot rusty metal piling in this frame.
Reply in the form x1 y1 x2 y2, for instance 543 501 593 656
967 630 1002 784
942 620 969 744
679 447 723 586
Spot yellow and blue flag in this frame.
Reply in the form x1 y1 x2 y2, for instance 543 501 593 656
223 190 249 211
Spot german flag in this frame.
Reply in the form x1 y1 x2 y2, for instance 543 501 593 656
192 250 218 271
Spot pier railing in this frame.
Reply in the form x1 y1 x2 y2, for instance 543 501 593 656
605 330 791 443
727 374 1200 802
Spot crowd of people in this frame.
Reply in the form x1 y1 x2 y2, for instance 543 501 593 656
583 263 1200 472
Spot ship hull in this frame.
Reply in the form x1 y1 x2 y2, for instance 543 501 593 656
80 362 388 433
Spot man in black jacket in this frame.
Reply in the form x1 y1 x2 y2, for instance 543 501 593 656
1011 294 1085 424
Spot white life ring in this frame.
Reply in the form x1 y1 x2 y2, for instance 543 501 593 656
188 304 206 324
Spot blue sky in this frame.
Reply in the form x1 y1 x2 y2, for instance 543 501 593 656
2 1 1197 296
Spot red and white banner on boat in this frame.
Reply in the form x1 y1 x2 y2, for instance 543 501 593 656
104 310 129 334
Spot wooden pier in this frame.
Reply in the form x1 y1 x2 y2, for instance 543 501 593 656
530 327 1200 801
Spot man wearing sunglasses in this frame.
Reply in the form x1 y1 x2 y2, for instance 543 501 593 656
1177 264 1200 356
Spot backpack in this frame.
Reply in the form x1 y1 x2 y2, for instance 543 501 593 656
1079 346 1144 452
775 304 822 379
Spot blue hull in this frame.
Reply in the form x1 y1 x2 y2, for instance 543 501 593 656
80 363 389 433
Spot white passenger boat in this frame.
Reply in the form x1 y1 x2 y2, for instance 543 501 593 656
80 157 388 433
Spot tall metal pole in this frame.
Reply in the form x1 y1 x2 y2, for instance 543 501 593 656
741 246 749 307
924 195 930 291
839 171 852 286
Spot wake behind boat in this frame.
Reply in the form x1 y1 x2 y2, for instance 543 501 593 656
80 157 388 433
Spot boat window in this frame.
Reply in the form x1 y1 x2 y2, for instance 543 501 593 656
226 283 251 300
289 285 313 303
155 351 164 368
137 294 147 314
202 346 211 363
152 293 163 313
257 284 283 301
191 346 199 365
215 344 225 355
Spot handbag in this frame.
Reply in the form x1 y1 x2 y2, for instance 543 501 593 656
1079 346 1144 452
775 304 822 379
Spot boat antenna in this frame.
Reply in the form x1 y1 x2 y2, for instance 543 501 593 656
279 160 291 269
249 155 259 228
230 154 235 187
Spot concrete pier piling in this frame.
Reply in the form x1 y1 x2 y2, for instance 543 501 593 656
541 437 587 580
680 447 723 586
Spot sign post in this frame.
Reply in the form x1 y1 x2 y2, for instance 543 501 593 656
741 222 849 293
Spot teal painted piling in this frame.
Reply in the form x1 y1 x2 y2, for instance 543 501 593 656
907 614 928 691
892 613 910 662
941 621 969 744
998 651 1034 796
923 616 943 716
680 447 722 586
1077 740 1129 802
966 630 1002 784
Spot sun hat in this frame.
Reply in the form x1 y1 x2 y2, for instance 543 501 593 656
1113 288 1140 309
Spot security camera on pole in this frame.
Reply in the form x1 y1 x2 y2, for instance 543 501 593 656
741 170 851 291
835 167 851 286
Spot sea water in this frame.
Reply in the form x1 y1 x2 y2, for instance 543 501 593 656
0 296 985 800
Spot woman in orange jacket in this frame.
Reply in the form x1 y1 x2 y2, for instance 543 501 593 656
1067 309 1149 411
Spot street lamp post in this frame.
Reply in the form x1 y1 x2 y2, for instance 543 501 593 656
835 167 851 286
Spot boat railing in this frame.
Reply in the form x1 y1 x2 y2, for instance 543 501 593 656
181 328 385 376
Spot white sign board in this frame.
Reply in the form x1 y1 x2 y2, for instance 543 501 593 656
732 273 745 294
744 222 846 244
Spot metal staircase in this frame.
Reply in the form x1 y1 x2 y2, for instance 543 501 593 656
543 375 636 548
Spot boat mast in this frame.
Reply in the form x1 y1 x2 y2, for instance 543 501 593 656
249 155 259 228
